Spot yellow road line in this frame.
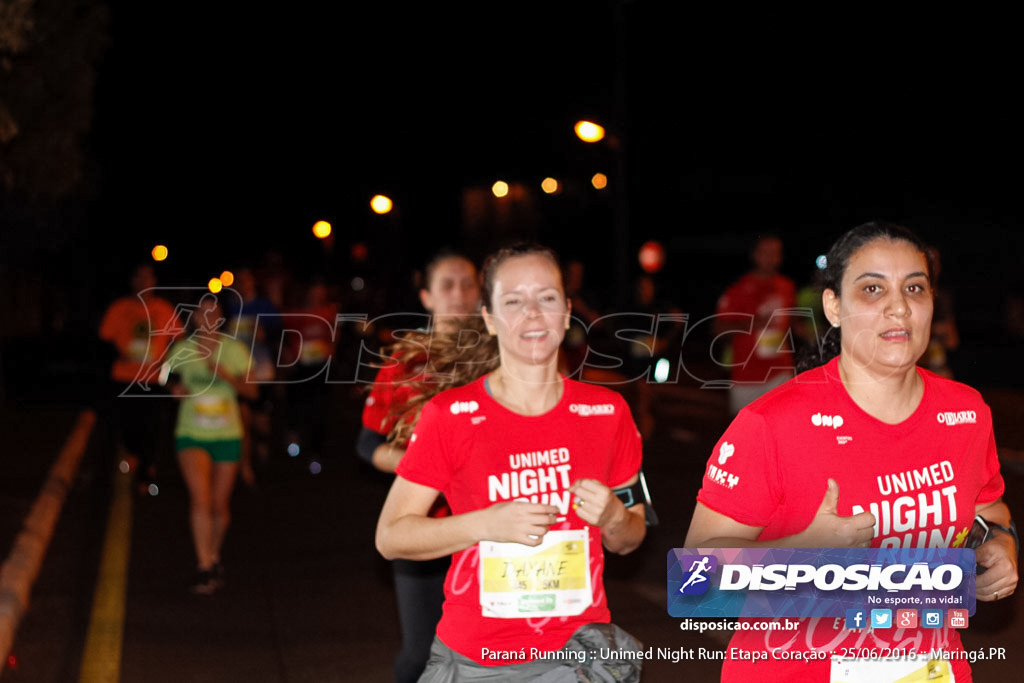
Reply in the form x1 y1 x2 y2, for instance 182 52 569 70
78 466 133 683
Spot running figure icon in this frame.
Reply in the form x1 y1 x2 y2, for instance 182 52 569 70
679 556 712 593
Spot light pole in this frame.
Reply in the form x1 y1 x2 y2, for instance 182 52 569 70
574 117 629 309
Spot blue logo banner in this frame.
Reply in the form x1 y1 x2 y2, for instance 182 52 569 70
667 547 976 618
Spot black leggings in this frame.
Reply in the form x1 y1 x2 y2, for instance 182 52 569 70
392 556 450 683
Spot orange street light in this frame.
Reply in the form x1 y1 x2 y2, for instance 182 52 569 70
151 244 168 262
370 195 393 214
312 220 332 239
541 177 559 194
574 120 606 143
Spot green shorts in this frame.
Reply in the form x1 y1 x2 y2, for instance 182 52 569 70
176 437 242 463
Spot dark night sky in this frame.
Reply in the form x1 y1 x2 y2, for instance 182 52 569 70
75 3 1024 341
0 3 1020 400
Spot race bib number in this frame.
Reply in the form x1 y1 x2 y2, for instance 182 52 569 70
479 529 592 619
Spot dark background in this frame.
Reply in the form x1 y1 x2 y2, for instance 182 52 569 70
3 2 1023 399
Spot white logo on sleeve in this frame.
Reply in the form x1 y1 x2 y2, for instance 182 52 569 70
708 442 740 489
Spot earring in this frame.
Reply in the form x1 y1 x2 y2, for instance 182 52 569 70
831 321 840 329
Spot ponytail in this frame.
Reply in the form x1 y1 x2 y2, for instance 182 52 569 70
386 314 499 445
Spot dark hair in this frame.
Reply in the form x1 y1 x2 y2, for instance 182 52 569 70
185 292 226 335
385 242 563 444
796 221 933 372
422 248 477 292
481 242 562 308
750 233 783 254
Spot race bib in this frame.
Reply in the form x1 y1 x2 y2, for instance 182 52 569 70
479 529 592 618
193 395 231 429
830 655 954 682
299 339 331 365
755 329 785 358
127 337 150 363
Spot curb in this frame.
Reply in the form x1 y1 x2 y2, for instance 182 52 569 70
0 409 96 676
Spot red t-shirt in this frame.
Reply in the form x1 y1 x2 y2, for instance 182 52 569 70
696 357 1003 681
397 376 642 665
363 353 450 518
716 272 797 383
361 354 424 434
99 295 183 384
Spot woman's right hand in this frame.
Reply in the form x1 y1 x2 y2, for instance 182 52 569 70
797 478 876 548
481 501 561 546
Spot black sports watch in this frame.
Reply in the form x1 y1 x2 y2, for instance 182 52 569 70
968 515 1019 555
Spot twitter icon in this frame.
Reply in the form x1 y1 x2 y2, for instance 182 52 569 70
870 609 893 628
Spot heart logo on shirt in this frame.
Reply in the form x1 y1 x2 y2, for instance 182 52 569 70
718 442 735 465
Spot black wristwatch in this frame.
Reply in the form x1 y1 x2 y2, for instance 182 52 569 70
975 516 1020 555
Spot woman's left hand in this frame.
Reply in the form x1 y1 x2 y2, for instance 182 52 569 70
569 478 625 529
975 532 1018 602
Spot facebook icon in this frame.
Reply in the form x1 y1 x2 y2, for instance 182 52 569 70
845 609 866 630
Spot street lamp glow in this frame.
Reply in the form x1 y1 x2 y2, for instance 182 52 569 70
312 220 332 239
639 240 666 273
492 181 509 198
654 358 671 383
370 195 393 214
220 270 235 287
591 173 608 189
151 244 168 262
541 177 559 194
574 120 606 143
208 277 223 293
